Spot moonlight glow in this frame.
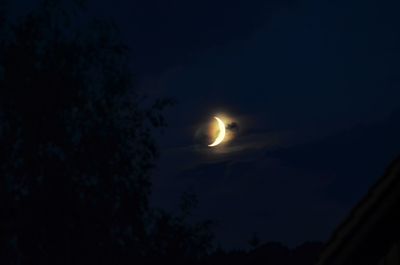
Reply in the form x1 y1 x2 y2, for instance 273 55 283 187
208 116 226 147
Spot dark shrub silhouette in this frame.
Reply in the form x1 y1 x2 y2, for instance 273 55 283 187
146 204 214 264
204 241 324 265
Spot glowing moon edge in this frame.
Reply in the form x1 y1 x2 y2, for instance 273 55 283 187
208 116 226 147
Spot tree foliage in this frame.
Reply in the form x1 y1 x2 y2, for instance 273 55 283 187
0 1 171 264
146 192 214 264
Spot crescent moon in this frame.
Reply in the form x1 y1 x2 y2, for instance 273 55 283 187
208 116 226 147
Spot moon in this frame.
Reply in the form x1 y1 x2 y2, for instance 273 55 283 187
208 116 226 147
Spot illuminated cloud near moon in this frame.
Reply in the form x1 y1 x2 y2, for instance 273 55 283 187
192 113 279 156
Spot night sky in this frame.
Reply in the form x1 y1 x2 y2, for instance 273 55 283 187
13 0 400 250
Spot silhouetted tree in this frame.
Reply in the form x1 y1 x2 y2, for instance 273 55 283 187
0 1 171 264
204 241 324 265
146 192 214 265
248 233 261 249
290 242 324 265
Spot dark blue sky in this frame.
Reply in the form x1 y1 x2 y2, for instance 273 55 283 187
13 0 400 249
132 0 400 249
94 0 400 249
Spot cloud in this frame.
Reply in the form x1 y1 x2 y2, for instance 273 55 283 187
156 151 344 248
226 121 239 132
159 124 335 176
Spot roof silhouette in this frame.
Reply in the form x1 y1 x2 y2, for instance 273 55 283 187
317 156 400 265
